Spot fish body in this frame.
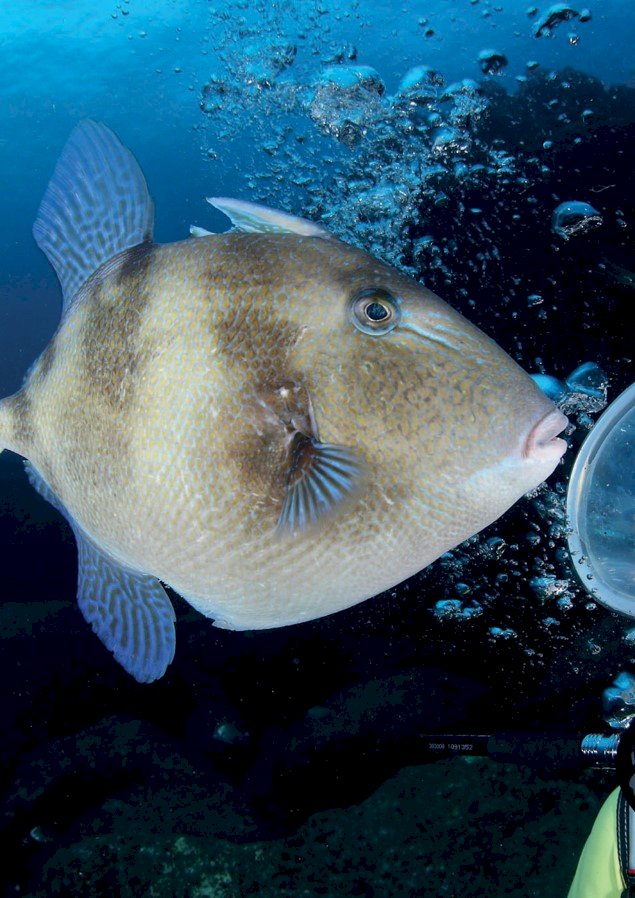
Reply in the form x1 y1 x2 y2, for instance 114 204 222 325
0 122 567 681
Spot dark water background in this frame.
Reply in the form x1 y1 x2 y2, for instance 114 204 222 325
1 2 634 895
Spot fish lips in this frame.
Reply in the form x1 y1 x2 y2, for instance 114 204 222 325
522 409 569 463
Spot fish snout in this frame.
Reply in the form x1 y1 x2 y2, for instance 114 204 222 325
522 408 569 463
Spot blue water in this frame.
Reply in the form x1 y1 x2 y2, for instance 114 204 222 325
1 2 634 895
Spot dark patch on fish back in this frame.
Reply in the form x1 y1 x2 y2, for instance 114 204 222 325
113 240 156 291
187 237 310 530
35 338 58 382
81 241 158 409
206 236 308 371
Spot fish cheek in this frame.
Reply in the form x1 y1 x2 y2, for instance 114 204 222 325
347 344 436 440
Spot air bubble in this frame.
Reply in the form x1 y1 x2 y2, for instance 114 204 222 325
564 361 607 401
533 4 589 38
477 49 508 75
489 627 517 640
552 200 602 239
433 599 464 619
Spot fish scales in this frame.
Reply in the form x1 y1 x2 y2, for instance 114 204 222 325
0 121 568 681
22 232 545 602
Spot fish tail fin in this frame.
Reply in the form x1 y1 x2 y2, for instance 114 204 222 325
32 120 155 314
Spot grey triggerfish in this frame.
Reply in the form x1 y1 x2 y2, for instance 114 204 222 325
0 121 567 682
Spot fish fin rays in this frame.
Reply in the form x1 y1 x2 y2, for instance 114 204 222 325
206 197 332 238
25 462 175 683
33 120 155 313
277 437 364 533
74 530 176 684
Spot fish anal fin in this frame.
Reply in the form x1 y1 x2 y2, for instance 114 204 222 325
25 462 175 683
76 534 176 683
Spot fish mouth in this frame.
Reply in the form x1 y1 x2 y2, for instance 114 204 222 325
523 409 569 462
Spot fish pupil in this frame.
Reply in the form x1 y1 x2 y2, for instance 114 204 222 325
350 288 400 335
365 301 389 321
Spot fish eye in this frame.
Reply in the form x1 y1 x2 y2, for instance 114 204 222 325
350 288 401 335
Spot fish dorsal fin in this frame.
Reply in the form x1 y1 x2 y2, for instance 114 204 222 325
189 225 214 238
33 120 155 313
25 461 175 683
206 197 332 238
277 435 363 533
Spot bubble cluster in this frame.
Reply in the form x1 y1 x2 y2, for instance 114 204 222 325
603 671 635 730
432 598 483 620
529 574 573 602
488 626 517 640
532 362 608 420
396 65 444 103
308 65 385 147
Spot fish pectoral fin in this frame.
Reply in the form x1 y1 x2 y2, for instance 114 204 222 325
205 197 332 238
24 461 175 683
75 533 176 683
277 435 364 533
